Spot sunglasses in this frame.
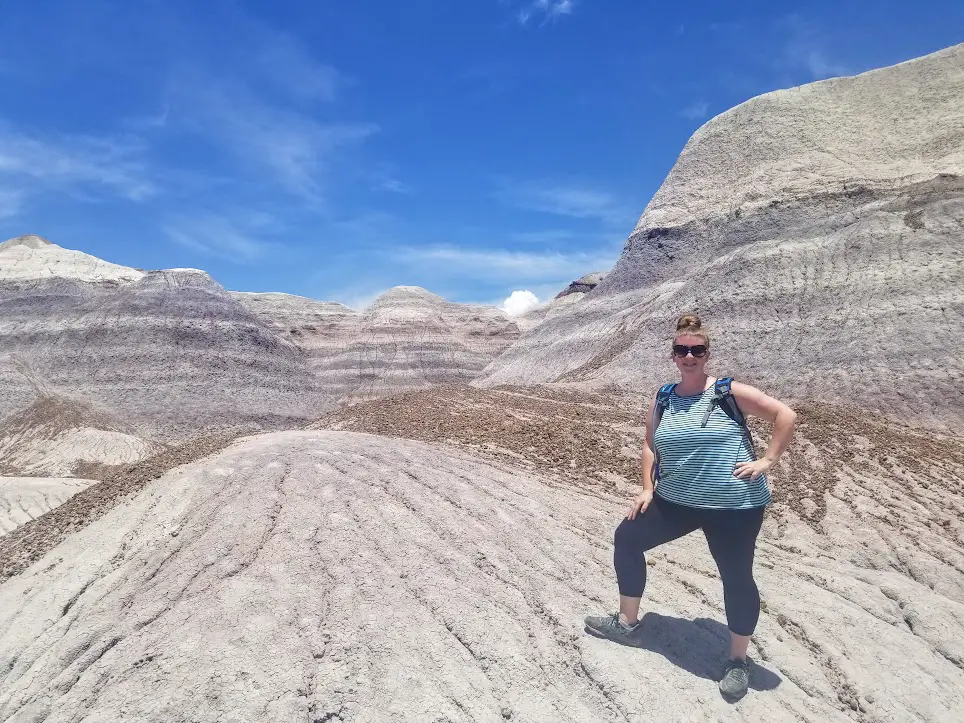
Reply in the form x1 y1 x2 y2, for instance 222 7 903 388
673 344 708 358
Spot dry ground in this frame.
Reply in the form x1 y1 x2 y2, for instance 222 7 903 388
0 385 962 722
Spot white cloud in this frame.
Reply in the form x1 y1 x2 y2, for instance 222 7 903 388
680 101 709 120
502 290 540 316
515 0 575 26
163 213 275 263
496 180 631 225
0 123 155 216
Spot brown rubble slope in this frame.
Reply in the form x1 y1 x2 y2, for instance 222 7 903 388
314 386 964 601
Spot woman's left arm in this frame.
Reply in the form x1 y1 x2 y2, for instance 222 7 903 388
730 381 798 480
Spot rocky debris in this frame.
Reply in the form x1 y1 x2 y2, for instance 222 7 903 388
476 44 964 431
0 394 159 476
555 271 608 299
0 433 238 582
0 430 961 721
235 286 520 403
314 385 964 538
0 477 94 535
0 238 331 442
314 384 644 490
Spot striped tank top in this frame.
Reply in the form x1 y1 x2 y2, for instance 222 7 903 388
653 385 771 509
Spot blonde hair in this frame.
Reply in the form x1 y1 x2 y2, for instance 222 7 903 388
674 313 710 348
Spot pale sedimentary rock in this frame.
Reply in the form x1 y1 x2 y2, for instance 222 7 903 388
0 476 94 535
0 395 158 477
476 44 964 430
0 429 960 721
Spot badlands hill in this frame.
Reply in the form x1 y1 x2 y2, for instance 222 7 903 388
233 286 519 402
0 236 521 466
0 235 326 444
476 43 964 431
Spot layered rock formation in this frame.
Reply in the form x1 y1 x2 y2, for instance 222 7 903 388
555 271 608 299
234 286 520 402
1 236 521 455
0 236 328 444
476 44 964 430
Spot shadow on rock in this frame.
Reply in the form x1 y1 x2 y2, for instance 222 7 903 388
638 613 782 692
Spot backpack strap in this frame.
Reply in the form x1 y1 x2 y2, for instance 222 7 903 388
650 383 676 482
700 377 747 428
651 383 676 433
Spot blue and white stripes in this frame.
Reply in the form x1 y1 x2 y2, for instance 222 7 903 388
653 387 771 509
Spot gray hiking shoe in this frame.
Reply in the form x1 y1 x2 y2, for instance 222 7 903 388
719 658 750 700
583 612 643 646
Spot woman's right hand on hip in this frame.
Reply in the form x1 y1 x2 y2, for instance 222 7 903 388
626 489 654 520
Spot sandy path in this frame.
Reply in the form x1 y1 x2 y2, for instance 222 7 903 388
0 431 960 722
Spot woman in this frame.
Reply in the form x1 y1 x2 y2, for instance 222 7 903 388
584 314 797 701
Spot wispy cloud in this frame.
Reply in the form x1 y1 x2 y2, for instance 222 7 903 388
2 2 379 211
330 285 390 311
393 244 617 282
0 123 155 216
0 188 24 219
163 213 277 263
155 6 377 205
515 0 575 26
496 180 632 225
680 101 710 120
370 168 413 194
250 30 344 103
776 15 852 80
508 229 577 244
172 78 378 203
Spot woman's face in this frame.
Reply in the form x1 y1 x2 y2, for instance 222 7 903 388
672 333 710 375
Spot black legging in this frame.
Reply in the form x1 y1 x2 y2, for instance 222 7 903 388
614 494 765 636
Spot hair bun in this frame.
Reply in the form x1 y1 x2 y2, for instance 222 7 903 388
676 313 702 332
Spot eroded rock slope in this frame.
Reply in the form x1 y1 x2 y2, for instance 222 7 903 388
0 235 329 443
0 394 159 477
0 477 93 536
476 44 964 430
0 426 961 722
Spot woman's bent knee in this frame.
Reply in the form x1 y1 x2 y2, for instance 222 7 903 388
614 517 638 552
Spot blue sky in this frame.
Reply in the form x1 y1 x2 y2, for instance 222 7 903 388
1 0 961 310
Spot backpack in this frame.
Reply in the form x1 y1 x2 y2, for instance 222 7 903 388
650 377 748 482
